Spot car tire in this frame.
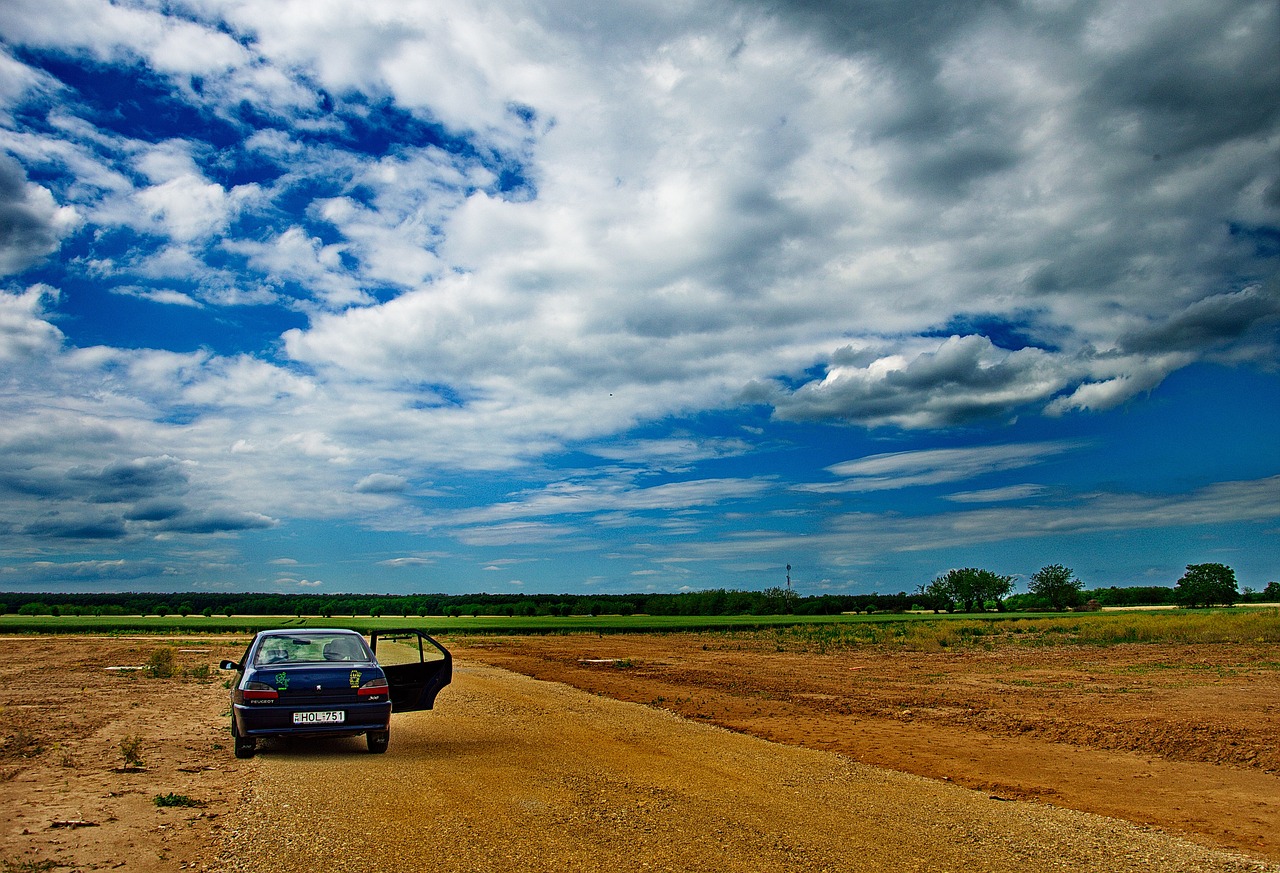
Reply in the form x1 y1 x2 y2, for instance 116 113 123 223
232 717 256 759
367 730 389 754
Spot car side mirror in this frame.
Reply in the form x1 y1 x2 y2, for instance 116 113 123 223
219 660 241 671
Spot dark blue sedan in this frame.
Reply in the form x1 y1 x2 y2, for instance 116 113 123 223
220 628 451 758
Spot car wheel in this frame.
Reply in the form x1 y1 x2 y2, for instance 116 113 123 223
232 717 256 759
367 729 389 754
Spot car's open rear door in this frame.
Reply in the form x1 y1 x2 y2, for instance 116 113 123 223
369 629 452 713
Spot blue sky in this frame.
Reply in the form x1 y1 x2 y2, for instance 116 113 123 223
0 0 1277 597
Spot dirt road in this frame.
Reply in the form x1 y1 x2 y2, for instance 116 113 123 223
214 663 1268 873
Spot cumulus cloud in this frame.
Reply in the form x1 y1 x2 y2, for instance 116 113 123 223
0 285 64 362
355 473 408 494
0 0 1275 589
1119 283 1280 358
759 337 1071 428
275 577 323 588
0 154 78 274
0 0 249 75
135 172 252 242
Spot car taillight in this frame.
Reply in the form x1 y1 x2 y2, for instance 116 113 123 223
242 681 278 702
358 677 389 698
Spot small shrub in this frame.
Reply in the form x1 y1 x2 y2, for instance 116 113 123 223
2 728 43 760
186 663 210 681
153 793 204 808
119 734 145 770
145 648 175 679
1 860 57 873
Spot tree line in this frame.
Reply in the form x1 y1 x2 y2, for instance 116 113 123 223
1 563 1272 618
919 563 1270 612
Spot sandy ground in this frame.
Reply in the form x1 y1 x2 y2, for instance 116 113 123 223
452 631 1280 860
0 636 247 871
216 662 1269 873
0 633 1276 871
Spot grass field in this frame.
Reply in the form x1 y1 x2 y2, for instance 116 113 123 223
767 607 1280 652
0 606 1275 646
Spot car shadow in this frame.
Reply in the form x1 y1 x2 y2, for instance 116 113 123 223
255 735 369 758
254 734 498 759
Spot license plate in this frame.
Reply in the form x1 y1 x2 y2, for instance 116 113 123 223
293 710 345 725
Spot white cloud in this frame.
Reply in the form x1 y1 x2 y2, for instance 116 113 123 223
135 172 254 243
378 556 436 568
355 473 408 494
112 285 203 307
945 484 1050 504
276 577 323 588
442 476 773 532
224 227 369 310
686 475 1280 564
452 520 579 547
0 0 1275 590
806 442 1081 493
0 285 64 362
0 0 247 74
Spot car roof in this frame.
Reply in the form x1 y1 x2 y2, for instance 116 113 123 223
255 628 364 637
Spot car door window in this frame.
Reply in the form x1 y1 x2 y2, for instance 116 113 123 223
370 630 452 713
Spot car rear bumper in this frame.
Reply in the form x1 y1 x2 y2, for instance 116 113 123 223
233 700 392 738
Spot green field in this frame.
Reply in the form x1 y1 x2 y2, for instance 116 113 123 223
0 610 948 635
1 606 1275 648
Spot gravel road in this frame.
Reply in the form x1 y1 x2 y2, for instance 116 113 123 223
215 663 1274 873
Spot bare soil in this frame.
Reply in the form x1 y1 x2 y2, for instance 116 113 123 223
452 632 1280 861
218 662 1271 873
0 636 247 872
0 633 1275 871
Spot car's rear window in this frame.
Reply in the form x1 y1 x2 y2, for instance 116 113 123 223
253 633 372 665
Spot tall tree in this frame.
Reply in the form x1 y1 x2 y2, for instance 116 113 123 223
1174 563 1238 608
1029 564 1083 610
923 568 1014 613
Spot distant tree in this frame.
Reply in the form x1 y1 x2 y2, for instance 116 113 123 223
1028 565 1083 611
966 568 1014 611
1174 563 1238 608
917 577 955 613
759 587 796 615
1263 581 1280 601
922 568 1014 613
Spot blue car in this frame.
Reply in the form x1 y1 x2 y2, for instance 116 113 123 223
220 628 451 758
